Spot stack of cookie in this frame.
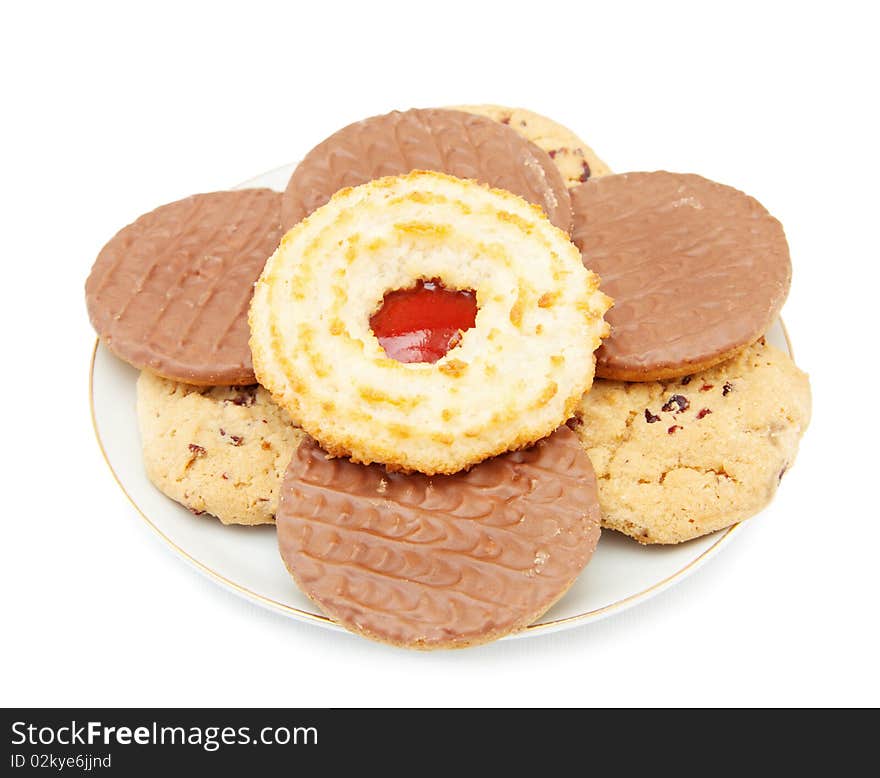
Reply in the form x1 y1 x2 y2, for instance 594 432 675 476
85 106 810 649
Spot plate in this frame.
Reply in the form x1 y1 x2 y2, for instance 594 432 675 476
89 163 794 639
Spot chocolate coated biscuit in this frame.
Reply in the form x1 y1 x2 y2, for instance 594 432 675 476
571 172 791 381
281 108 572 232
276 428 602 649
87 189 283 385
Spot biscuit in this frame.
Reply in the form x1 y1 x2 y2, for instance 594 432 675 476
86 189 283 385
571 172 791 381
276 428 602 649
451 104 612 186
281 108 572 232
250 171 612 475
136 370 303 525
573 340 811 544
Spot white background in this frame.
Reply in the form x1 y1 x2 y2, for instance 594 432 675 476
2 1 877 707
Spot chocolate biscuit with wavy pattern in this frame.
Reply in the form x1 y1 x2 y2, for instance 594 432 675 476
571 172 791 381
86 189 283 385
276 427 601 649
281 108 572 232
450 104 613 186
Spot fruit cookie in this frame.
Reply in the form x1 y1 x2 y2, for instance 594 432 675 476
86 189 283 385
136 371 303 525
281 108 572 232
250 171 611 475
573 340 811 544
276 427 602 649
570 172 791 381
451 104 612 186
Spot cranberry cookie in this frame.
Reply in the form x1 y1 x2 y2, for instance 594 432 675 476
137 371 303 525
573 340 811 544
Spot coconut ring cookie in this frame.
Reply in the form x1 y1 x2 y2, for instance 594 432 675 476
86 189 284 385
281 108 572 233
451 104 612 186
571 172 791 381
250 171 611 475
276 427 602 649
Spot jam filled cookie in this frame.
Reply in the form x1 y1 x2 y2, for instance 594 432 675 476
276 428 601 649
451 104 612 186
137 371 303 525
573 340 811 544
571 172 791 381
86 189 283 385
281 108 572 232
250 171 611 475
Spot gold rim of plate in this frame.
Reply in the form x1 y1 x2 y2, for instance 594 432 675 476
88 322 793 637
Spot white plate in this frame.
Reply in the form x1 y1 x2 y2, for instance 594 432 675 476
89 163 793 639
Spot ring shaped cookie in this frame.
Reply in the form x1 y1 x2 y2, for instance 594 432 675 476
250 171 611 475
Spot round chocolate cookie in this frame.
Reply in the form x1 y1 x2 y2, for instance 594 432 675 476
281 108 572 232
571 172 791 381
276 427 601 649
86 189 283 385
450 104 613 186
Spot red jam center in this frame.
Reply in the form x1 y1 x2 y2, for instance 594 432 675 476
369 279 477 364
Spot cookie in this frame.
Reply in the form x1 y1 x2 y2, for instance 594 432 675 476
281 108 572 232
86 189 283 385
250 171 611 475
276 428 602 649
136 370 303 525
573 340 811 544
571 172 792 381
451 104 612 186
